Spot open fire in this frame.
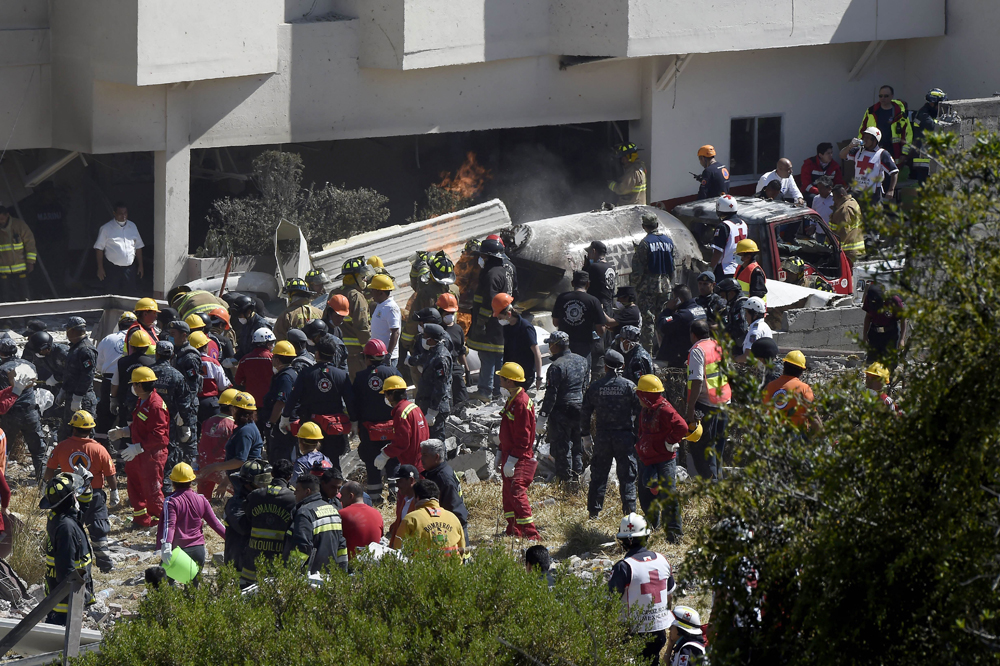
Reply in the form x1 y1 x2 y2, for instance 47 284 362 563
438 151 491 200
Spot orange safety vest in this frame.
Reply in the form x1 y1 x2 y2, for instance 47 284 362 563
735 261 766 303
687 338 731 404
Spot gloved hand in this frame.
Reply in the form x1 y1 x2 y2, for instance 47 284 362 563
120 442 144 462
161 542 173 565
54 390 66 407
179 426 192 443
536 414 548 432
73 462 93 487
174 412 184 426
425 409 438 426
279 415 291 435
108 426 131 441
374 451 390 470
222 357 238 370
11 365 36 396
503 456 518 478
70 395 83 412
109 489 120 506
109 397 119 415
45 376 57 387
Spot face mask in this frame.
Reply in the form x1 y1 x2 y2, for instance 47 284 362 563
500 387 510 399
272 365 279 375
443 314 455 325
385 397 394 408
131 385 138 396
498 318 510 327
421 338 432 350
417 324 424 334
238 317 247 325
478 257 485 268
622 341 634 353
614 300 623 309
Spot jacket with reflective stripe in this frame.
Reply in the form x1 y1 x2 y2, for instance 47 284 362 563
240 481 296 581
734 261 767 301
858 100 913 159
284 492 348 573
0 217 37 274
45 509 95 612
687 338 732 405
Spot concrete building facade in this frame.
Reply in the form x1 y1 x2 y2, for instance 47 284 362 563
0 0 992 295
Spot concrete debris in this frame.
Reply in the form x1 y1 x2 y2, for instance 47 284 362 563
450 449 496 481
341 449 363 480
463 469 480 486
445 437 458 454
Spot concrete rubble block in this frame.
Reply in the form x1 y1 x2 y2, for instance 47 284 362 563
445 437 458 453
463 469 480 485
451 449 496 481
811 308 847 329
213 553 225 566
341 449 362 479
781 309 815 332
108 603 123 615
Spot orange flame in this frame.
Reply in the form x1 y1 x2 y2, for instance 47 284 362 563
438 152 491 200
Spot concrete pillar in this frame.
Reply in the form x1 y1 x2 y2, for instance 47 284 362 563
152 145 190 297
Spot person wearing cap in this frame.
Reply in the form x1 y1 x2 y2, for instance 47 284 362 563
695 144 730 200
0 340 45 477
190 331 231 426
716 278 748 354
410 323 452 441
618 325 653 387
234 328 276 408
610 285 642 331
634 374 688 540
96 312 135 435
608 142 647 206
40 472 96 625
124 297 160 356
495 294 542 393
45 410 118 572
31 330 68 397
284 473 348 573
386 463 421 544
583 240 617 314
840 125 900 205
284 328 316 373
368 273 402 366
391 479 465 556
608 512 676 663
655 285 707 368
694 272 726 329
166 320 204 419
239 456 296 586
157 462 226 580
331 257 373 375
539 331 588 484
60 317 98 440
280 334 357 474
581 349 639 519
109 366 171 527
496 361 540 540
437 292 470 404
685 320 732 481
467 237 514 400
750 337 782 389
554 270 613 372
150 340 198 477
666 606 707 665
350 339 402 502
197 388 238 498
274 277 322 342
763 350 820 432
112 329 156 425
630 213 675 348
864 362 900 414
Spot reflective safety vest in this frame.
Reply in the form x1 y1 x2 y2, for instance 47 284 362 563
858 100 912 160
687 338 731 404
734 261 766 303
621 552 674 632
852 147 890 193
643 233 675 275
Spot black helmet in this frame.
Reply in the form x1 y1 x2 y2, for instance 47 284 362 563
428 252 456 285
197 312 213 329
231 294 254 315
301 319 329 340
414 307 443 325
717 278 741 293
29 331 53 352
926 88 947 104
478 238 505 259
238 459 272 488
0 338 16 357
39 473 84 509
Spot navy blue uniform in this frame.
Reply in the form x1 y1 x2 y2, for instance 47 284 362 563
502 315 538 388
223 485 250 571
0 357 45 475
422 461 469 530
263 365 299 463
236 314 272 359
283 362 356 473
290 351 316 374
115 351 155 426
696 293 728 327
36 343 69 386
151 360 198 468
697 162 731 199
581 371 639 515
655 300 707 367
352 362 402 495
623 344 654 387
540 350 589 482
225 422 265 465
442 322 468 406
415 343 452 440
61 337 98 438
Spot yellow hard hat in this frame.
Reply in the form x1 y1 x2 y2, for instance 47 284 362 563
369 274 394 291
185 313 206 330
380 375 408 394
367 256 384 269
169 462 197 484
218 387 239 406
188 331 210 349
683 421 703 442
865 362 890 384
297 421 324 440
495 362 525 383
736 239 759 255
129 329 153 348
118 311 137 325
68 410 96 429
134 298 159 312
783 350 807 369
130 366 157 383
273 340 297 357
636 374 665 393
231 391 257 411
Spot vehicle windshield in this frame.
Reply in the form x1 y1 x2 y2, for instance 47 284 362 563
773 214 841 288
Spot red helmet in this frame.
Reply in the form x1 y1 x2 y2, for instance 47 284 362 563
363 338 388 357
485 233 505 247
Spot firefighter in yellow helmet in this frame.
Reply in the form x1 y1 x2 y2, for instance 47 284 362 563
608 143 647 206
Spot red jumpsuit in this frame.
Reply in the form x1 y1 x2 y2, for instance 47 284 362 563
383 400 428 471
196 414 235 498
234 347 274 407
126 390 170 526
498 388 539 539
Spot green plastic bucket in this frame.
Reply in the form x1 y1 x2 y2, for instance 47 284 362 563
162 547 199 583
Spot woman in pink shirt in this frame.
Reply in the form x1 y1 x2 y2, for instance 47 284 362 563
157 463 226 582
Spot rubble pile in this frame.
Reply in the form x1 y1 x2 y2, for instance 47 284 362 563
446 401 500 482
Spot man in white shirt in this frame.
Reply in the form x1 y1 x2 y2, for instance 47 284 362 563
95 311 135 436
756 159 804 205
368 275 401 366
737 297 772 362
94 202 144 295
810 176 835 223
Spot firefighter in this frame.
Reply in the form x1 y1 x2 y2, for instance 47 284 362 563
437 292 469 405
223 458 267 572
304 267 330 298
109 366 170 528
113 330 155 426
124 298 159 356
229 294 272 360
0 339 45 477
403 252 460 370
45 410 118 572
240 458 296 586
31 330 68 396
581 350 639 519
685 320 733 482
0 206 37 301
40 472 95 625
912 87 949 183
331 257 372 378
150 341 198 476
285 474 348 573
608 142 647 206
608 513 676 664
630 213 674 349
375 375 428 472
274 277 322 342
96 311 135 435
352 339 402 503
280 334 357 474
619 326 653 387
635 374 689 541
695 144 730 200
496 362 540 540
170 287 228 321
198 388 238 498
234 328 276 407
189 331 230 425
262 341 299 464
538 331 588 484
734 239 767 300
467 238 513 401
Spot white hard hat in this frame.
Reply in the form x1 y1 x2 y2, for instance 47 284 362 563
863 126 882 143
743 296 766 314
252 328 277 344
716 194 738 215
617 512 651 539
671 606 703 635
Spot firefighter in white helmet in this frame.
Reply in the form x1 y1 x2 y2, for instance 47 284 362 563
608 512 676 665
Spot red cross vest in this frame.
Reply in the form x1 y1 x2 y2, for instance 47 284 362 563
854 147 888 193
621 552 674 632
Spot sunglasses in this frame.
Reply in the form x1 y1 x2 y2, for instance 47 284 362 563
878 94 891 98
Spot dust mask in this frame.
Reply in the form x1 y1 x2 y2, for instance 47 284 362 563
131 385 138 396
417 324 424 334
478 257 485 269
238 317 247 325
500 387 510 399
622 341 634 353
421 338 432 350
498 318 510 327
384 397 393 408
272 366 279 375
443 314 455 325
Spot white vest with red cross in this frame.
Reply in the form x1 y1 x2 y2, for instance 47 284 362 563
853 148 888 193
620 552 674 632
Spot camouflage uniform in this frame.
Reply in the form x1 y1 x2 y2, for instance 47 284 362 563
619 326 654 387
630 219 675 350
413 341 452 441
581 363 639 516
151 360 198 469
539 348 589 482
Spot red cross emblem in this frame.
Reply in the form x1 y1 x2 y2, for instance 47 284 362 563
640 570 668 604
627 521 635 532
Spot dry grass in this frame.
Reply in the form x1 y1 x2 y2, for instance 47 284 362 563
7 483 47 587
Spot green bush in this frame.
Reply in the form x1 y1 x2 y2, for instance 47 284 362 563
73 549 642 666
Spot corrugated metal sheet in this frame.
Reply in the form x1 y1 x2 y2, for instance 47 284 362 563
310 199 513 306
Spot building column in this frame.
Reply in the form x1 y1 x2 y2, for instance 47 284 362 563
152 145 190 298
